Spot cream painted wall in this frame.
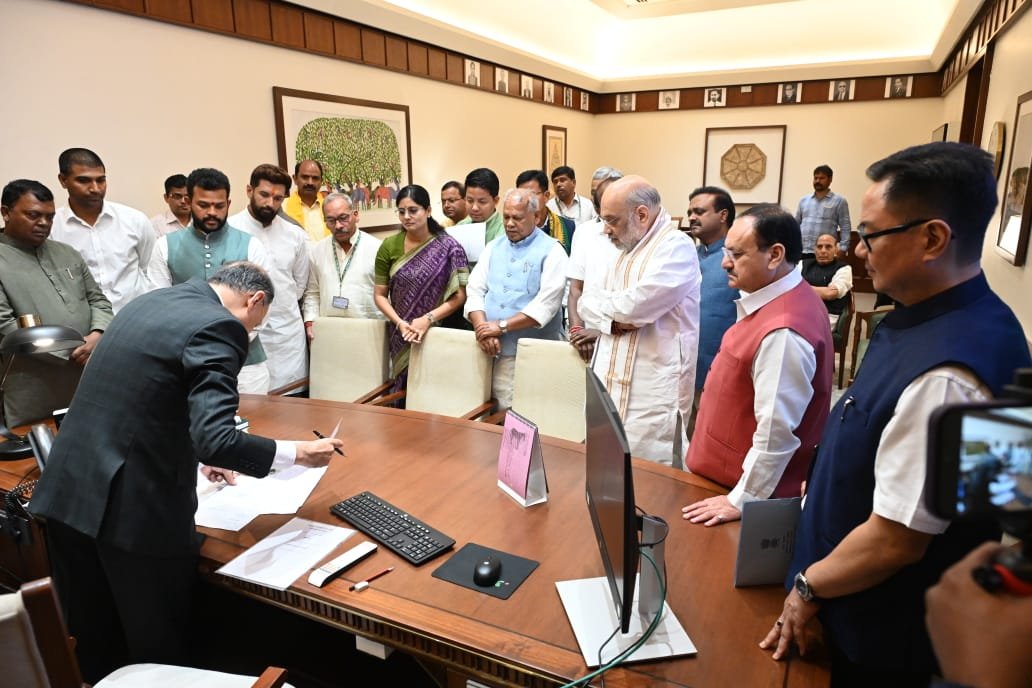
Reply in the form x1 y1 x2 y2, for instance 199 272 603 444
979 9 1032 336
0 0 595 221
591 98 943 222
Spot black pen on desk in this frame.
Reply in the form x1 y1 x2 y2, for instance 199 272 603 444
312 429 346 456
350 566 394 591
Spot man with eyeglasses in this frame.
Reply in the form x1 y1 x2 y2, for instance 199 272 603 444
303 192 384 332
230 164 311 391
579 175 700 467
150 173 190 237
683 204 832 524
762 143 1031 686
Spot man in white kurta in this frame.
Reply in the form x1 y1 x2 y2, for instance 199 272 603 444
303 193 383 325
579 176 701 466
229 168 311 390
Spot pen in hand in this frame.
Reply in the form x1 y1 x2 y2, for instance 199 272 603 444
312 429 346 456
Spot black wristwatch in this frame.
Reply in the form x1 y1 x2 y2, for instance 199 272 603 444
794 570 818 603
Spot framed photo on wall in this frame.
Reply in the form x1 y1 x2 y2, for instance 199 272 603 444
273 86 412 232
996 89 1032 266
542 125 567 175
703 125 786 204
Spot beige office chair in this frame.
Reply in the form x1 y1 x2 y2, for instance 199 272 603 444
308 317 391 403
509 338 587 442
0 577 290 688
401 327 495 419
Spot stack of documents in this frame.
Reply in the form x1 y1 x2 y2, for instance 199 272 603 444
195 457 327 531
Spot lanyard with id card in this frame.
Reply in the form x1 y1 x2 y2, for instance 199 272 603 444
332 232 359 310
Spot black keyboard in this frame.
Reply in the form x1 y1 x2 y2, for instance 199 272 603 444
330 491 455 566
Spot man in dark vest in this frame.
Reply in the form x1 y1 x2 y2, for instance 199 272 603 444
681 204 833 525
760 142 1031 686
147 167 272 393
801 231 853 326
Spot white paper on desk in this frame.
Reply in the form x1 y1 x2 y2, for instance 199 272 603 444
447 221 486 262
194 459 328 531
217 517 355 591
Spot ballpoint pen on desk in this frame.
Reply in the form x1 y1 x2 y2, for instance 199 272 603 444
312 429 346 456
350 566 394 592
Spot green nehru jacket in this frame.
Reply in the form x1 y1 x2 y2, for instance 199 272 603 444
0 233 114 425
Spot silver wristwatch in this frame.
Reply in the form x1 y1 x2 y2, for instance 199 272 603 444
498 319 509 334
794 570 817 602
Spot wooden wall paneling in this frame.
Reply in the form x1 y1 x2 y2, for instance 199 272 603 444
270 3 304 48
725 86 753 108
385 35 408 71
751 83 779 105
303 11 335 54
233 0 271 41
852 77 885 100
912 73 941 98
636 91 658 112
801 83 825 104
427 47 447 80
191 0 234 31
145 0 192 23
446 54 464 83
95 0 145 11
360 28 386 66
408 42 428 76
333 21 362 61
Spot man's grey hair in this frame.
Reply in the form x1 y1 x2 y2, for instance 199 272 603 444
208 261 275 305
592 166 623 182
502 188 540 214
322 192 354 210
626 183 662 212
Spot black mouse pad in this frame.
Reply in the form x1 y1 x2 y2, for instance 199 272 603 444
431 542 538 600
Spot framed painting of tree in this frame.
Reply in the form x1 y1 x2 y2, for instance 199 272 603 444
273 87 413 232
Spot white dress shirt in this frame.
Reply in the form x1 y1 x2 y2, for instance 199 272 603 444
547 193 598 226
726 268 818 508
51 201 155 313
150 209 187 238
567 219 620 323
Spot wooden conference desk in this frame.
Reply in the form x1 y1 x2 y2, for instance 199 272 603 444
194 395 830 688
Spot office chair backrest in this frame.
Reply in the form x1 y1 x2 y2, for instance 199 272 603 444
0 578 82 688
511 338 587 442
406 327 494 417
309 317 389 402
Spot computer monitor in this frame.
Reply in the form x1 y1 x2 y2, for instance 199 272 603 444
584 367 637 633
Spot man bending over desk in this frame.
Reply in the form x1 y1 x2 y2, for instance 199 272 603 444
30 262 342 683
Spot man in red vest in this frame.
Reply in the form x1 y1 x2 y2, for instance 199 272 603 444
682 204 833 526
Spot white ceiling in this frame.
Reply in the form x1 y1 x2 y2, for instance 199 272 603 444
294 0 982 91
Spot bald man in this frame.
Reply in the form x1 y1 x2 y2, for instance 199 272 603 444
578 175 701 465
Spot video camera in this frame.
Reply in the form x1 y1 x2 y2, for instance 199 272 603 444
926 368 1032 596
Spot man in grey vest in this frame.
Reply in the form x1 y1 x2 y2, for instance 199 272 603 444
147 168 272 393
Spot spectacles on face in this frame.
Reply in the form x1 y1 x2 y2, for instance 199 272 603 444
856 218 932 251
397 206 424 217
167 192 188 201
721 244 771 262
324 213 355 226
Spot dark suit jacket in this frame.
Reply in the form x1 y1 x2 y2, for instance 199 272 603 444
30 278 276 556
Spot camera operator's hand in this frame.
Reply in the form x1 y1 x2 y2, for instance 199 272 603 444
926 541 1032 688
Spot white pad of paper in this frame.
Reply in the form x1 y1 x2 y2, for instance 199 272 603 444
217 517 355 590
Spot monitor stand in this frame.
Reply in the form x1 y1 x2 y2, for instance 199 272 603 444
555 513 696 668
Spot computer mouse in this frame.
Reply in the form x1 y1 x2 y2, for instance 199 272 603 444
473 555 502 587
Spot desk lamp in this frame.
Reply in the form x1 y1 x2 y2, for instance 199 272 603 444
0 318 85 460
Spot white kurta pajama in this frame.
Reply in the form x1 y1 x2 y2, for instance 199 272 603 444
303 231 383 321
579 210 701 466
230 211 311 390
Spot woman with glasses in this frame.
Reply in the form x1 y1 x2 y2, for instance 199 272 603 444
373 184 469 396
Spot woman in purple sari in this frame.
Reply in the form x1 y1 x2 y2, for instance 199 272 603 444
373 185 469 395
